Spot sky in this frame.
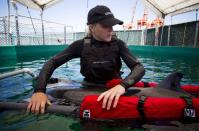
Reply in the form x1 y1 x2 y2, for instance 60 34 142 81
0 0 198 32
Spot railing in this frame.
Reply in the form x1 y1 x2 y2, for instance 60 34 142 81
0 68 35 80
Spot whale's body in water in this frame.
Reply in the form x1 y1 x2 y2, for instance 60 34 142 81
48 72 193 104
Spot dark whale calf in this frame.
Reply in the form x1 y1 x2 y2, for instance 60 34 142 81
48 71 193 104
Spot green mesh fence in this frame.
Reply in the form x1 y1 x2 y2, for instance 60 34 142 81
170 23 186 46
183 22 196 47
146 28 155 45
158 26 168 46
116 30 142 45
197 24 199 47
73 30 142 45
146 21 198 47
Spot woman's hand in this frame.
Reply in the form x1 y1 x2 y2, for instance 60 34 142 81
27 92 51 114
97 84 125 110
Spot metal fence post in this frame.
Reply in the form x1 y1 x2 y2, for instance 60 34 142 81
140 29 145 45
160 26 164 46
167 25 171 46
7 0 10 45
182 23 187 47
15 15 20 46
10 33 14 45
64 26 66 44
144 29 147 45
167 16 173 46
13 2 20 46
3 18 7 45
41 11 45 45
194 9 198 47
155 26 159 46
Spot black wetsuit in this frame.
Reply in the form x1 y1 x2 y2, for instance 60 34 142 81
34 37 145 93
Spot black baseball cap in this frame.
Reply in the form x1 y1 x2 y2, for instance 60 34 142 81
87 5 123 26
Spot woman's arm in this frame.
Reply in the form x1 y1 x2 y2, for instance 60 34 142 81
118 39 145 89
97 39 145 110
34 40 83 93
27 40 83 114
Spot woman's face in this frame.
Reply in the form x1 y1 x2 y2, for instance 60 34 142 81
91 23 113 42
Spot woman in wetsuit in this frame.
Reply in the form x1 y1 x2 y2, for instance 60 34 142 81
27 5 145 114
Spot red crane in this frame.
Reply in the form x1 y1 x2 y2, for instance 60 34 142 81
137 7 148 29
123 0 138 30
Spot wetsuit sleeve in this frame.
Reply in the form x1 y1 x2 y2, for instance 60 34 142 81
34 40 83 93
117 40 145 89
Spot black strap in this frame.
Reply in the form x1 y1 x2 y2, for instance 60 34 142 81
142 81 149 87
137 95 147 121
180 96 196 122
83 37 91 46
48 77 58 84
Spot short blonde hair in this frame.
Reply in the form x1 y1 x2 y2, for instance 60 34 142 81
85 24 94 37
85 24 117 39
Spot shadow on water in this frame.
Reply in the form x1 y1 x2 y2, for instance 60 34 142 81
0 111 198 131
0 111 147 131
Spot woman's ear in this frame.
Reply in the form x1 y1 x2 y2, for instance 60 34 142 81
89 25 94 32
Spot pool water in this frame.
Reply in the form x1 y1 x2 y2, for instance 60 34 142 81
0 53 199 131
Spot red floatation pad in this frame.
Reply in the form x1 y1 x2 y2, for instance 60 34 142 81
80 95 199 121
181 85 199 94
105 79 199 94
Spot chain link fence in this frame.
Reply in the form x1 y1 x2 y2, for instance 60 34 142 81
0 17 15 46
0 15 73 46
